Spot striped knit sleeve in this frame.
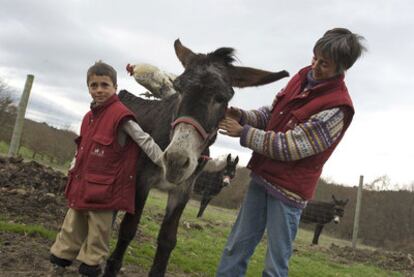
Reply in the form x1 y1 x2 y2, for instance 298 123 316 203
239 105 272 129
240 107 345 161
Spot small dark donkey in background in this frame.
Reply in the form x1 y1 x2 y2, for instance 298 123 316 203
300 195 349 245
193 154 239 218
103 39 289 277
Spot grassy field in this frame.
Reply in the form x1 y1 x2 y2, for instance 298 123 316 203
0 140 69 171
0 189 403 277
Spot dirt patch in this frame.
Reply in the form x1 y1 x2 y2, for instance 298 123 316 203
1 157 413 276
0 156 67 194
0 231 76 277
0 231 149 277
328 243 414 276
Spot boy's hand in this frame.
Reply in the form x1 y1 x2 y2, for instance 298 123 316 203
225 106 242 122
219 118 243 137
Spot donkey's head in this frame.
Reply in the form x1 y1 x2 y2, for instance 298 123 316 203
222 154 239 186
196 154 239 218
331 195 349 224
164 39 289 184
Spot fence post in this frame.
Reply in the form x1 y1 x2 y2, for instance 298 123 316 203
352 175 364 249
8 74 34 157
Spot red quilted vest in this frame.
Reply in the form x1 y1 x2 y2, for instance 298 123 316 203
65 94 140 213
248 66 355 200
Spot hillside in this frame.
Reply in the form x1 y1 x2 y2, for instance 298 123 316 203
211 167 414 254
0 110 77 167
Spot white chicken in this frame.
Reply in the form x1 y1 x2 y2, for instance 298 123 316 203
126 63 177 99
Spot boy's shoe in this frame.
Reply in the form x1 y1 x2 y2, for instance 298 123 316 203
49 254 72 277
78 263 102 277
50 254 72 267
48 264 66 277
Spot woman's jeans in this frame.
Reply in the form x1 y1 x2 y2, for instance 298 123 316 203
216 179 302 277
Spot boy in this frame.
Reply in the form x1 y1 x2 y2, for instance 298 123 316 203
49 61 163 277
217 28 366 277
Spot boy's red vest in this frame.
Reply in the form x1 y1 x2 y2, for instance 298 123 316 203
65 94 140 213
248 66 355 200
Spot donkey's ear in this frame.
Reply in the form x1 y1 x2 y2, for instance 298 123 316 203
227 154 231 162
228 66 289 88
174 39 196 68
234 156 239 164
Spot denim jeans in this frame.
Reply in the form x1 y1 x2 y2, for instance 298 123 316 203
216 180 302 277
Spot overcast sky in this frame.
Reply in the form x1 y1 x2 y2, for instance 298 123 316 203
1 0 413 189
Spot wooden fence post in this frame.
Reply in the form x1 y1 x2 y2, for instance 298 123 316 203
352 175 364 249
8 74 34 157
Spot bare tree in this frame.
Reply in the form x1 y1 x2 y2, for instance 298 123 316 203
366 175 392 191
0 77 16 112
0 77 17 142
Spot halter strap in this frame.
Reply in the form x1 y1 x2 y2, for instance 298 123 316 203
171 116 209 141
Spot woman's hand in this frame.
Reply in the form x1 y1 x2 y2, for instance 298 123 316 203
225 106 242 122
219 118 243 137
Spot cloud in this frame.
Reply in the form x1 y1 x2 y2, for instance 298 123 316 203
1 0 413 187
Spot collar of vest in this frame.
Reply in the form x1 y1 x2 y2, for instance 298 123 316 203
298 66 345 94
90 94 119 115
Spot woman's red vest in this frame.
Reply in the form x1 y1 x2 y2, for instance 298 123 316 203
65 94 140 213
248 66 355 200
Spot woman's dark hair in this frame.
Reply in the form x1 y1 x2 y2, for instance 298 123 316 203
313 28 367 73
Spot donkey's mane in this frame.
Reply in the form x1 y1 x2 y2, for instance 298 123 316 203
207 47 237 64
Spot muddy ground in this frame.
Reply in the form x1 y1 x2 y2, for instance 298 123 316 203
0 157 413 276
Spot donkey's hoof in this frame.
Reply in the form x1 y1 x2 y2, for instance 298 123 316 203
103 259 122 277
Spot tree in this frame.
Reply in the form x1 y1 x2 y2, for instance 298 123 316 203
0 77 15 110
0 77 17 142
366 175 392 191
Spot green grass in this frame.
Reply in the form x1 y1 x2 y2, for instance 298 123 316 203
0 190 405 277
0 140 35 158
0 141 9 153
0 220 57 240
289 253 401 277
0 140 69 172
112 190 404 277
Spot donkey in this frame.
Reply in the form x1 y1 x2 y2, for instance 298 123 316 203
300 195 349 245
193 154 239 218
103 39 289 277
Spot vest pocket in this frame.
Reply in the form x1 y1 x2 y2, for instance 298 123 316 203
83 173 115 203
87 135 121 174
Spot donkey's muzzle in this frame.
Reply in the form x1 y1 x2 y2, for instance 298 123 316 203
222 176 231 186
164 151 191 183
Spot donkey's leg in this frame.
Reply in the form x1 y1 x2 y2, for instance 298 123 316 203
103 183 151 277
312 224 324 245
149 187 191 277
197 196 212 218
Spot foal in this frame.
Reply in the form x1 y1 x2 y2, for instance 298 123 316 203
300 195 349 245
193 154 239 217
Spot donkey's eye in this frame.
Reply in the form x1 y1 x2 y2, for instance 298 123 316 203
214 95 226 103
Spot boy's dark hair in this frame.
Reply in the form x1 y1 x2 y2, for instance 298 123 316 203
87 61 117 86
313 28 367 73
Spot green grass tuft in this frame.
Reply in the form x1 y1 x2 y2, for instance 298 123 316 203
0 220 57 240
